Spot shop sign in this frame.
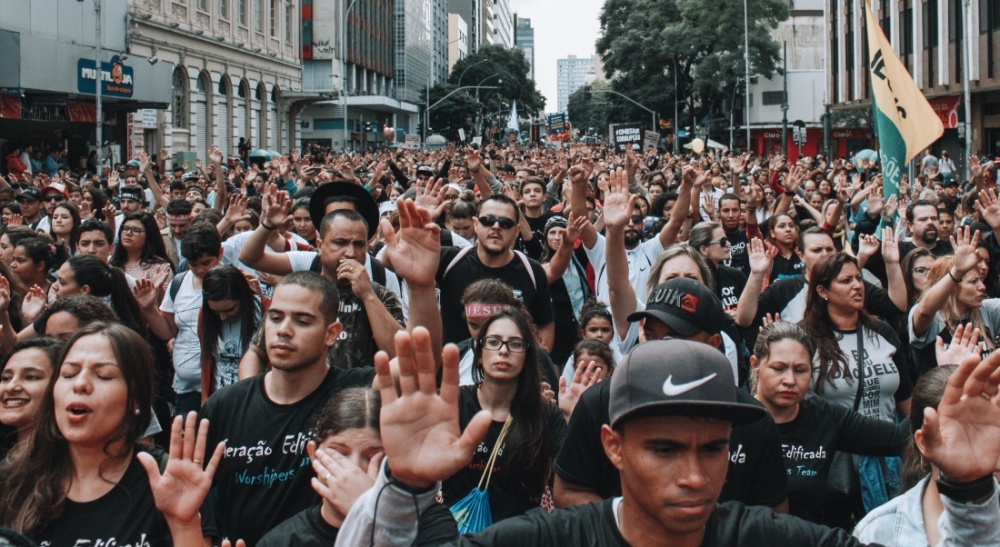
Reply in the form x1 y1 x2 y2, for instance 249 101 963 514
928 96 961 129
77 55 134 99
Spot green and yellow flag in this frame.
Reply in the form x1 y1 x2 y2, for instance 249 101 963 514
864 0 943 198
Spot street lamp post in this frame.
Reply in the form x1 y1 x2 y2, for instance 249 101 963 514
962 0 973 177
80 0 103 159
743 0 751 152
457 58 489 88
591 89 657 133
341 0 358 151
475 74 502 137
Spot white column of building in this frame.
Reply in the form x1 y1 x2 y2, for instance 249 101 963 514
852 0 863 101
912 0 922 85
938 0 950 87
969 0 980 81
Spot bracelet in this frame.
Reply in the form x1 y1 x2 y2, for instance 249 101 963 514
948 269 962 283
260 220 277 231
937 474 996 504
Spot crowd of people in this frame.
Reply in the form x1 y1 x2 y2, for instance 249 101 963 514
0 140 1000 545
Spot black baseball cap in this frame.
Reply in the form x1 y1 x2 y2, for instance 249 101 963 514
309 181 380 239
18 187 42 202
626 278 726 337
609 339 765 427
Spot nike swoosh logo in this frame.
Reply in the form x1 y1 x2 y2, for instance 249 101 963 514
662 373 718 396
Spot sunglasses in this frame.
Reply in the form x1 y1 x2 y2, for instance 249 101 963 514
630 215 645 224
478 214 517 230
716 237 731 247
44 195 66 203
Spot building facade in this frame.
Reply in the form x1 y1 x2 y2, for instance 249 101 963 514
557 55 596 114
745 0 834 160
827 0 1000 168
448 13 469 74
0 0 172 166
431 0 449 84
514 14 534 81
483 0 512 47
126 0 303 160
449 0 481 53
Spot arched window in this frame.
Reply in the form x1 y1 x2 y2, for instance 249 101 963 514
172 68 188 129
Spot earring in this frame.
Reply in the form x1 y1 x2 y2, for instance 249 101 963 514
134 408 141 415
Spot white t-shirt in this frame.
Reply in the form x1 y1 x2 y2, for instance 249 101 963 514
159 272 202 394
584 233 664 306
810 324 904 422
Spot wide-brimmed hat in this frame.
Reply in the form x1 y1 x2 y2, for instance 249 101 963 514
309 181 380 239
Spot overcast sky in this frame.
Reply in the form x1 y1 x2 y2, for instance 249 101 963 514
509 0 604 114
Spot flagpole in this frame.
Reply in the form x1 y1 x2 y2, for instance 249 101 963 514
963 0 973 177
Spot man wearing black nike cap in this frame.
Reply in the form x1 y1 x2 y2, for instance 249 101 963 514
552 277 787 512
334 330 1000 546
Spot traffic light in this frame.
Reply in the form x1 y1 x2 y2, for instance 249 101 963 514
364 122 373 132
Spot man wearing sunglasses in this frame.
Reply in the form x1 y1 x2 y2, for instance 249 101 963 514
425 194 555 351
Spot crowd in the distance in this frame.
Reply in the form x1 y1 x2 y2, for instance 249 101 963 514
1 140 1000 546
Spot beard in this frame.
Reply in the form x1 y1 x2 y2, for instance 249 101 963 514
921 229 939 245
624 231 641 247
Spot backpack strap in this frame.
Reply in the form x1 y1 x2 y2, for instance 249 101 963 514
443 245 477 278
512 250 536 288
309 253 322 273
169 271 189 302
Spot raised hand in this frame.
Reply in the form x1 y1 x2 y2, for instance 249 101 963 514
414 178 447 220
936 323 983 367
374 328 492 490
308 441 382 523
950 226 982 278
465 147 483 172
881 226 900 264
108 170 120 190
136 150 151 173
977 188 1000 229
208 145 223 166
919 349 1000 482
8 213 22 226
783 166 806 193
747 237 771 275
224 194 251 224
0 275 10 312
558 360 603 421
601 168 636 229
867 185 885 218
262 183 290 228
381 199 440 289
564 213 586 245
79 201 93 220
857 234 881 263
760 313 781 329
133 277 161 310
882 194 899 222
20 285 47 324
138 412 224 527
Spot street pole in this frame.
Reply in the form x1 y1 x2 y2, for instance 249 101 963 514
743 0 751 152
963 0 973 176
457 58 489 88
781 41 788 158
673 58 679 154
341 0 358 152
95 0 102 160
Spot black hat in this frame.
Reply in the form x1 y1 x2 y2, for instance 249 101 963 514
609 339 766 427
543 215 568 235
17 187 42 202
309 181 380 239
627 278 726 337
119 185 146 204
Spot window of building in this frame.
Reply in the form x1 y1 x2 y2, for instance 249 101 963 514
220 0 228 19
270 0 279 37
239 0 248 25
286 1 293 43
172 69 188 129
761 91 784 106
198 0 208 11
257 0 265 32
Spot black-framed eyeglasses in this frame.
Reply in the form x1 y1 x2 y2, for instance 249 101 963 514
481 336 527 353
478 214 517 230
716 237 731 247
913 266 930 275
121 226 145 235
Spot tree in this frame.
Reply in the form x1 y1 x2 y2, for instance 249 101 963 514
427 83 482 141
567 81 612 135
448 45 546 118
597 0 788 140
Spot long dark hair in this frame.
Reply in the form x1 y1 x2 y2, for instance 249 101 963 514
902 365 956 489
83 188 109 221
48 203 81 255
201 266 260 360
110 212 174 270
312 388 381 441
471 308 554 503
800 253 876 391
0 323 153 535
63 255 149 339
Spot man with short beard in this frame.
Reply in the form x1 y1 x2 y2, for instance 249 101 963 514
717 193 749 274
857 199 953 286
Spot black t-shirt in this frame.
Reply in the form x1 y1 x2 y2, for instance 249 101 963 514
724 229 750 275
716 264 748 313
860 237 954 288
442 385 568 522
34 452 216 546
776 396 909 525
437 247 555 345
521 212 555 262
770 252 805 283
200 366 376 545
454 498 870 546
258 503 459 546
554 381 788 508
